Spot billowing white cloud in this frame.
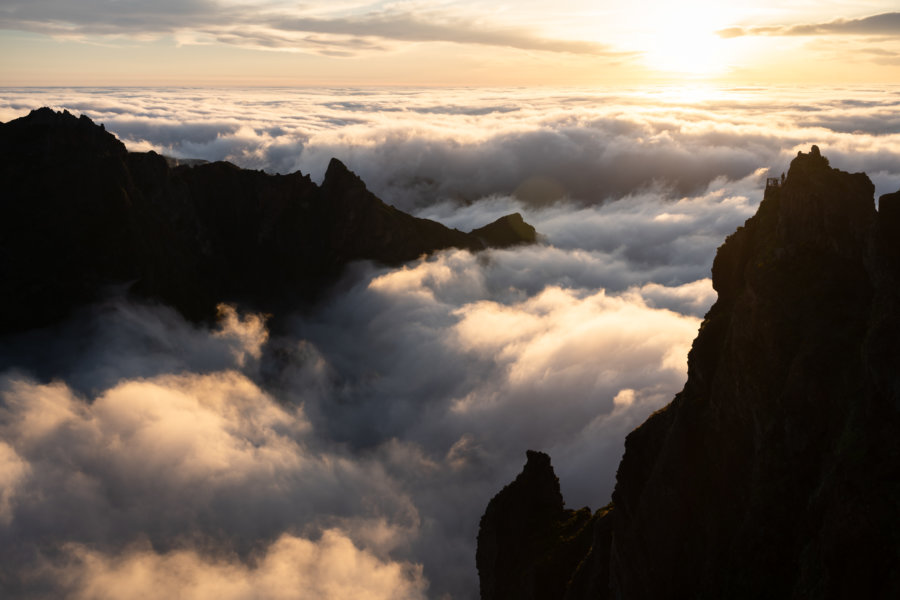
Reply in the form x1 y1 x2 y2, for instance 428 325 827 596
0 442 29 525
1 86 899 598
49 530 427 600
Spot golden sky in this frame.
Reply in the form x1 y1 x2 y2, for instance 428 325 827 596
1 1 899 85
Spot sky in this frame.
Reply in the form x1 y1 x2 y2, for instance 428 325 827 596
1 1 900 85
2 87 900 598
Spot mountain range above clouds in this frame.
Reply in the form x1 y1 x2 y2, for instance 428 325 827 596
4 106 899 598
0 108 536 335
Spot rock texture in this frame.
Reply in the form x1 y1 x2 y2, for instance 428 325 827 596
478 147 900 599
0 108 536 334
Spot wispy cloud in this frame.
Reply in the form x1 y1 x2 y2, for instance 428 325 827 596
718 12 900 38
0 0 621 57
264 13 620 55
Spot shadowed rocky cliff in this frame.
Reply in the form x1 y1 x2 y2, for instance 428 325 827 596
476 451 602 600
0 108 536 334
478 146 900 599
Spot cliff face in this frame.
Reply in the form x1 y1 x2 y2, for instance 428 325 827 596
478 147 900 598
0 108 530 333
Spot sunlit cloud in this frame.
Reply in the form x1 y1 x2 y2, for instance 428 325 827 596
0 442 28 526
49 531 427 600
2 86 899 598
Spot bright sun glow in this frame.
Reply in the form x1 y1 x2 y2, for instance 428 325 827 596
636 2 737 77
644 31 728 76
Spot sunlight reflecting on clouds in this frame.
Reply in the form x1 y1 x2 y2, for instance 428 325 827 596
450 285 697 430
0 442 29 525
1 372 309 493
212 304 269 367
56 530 427 600
2 85 900 598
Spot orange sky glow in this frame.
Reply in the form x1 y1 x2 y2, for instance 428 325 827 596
1 1 899 86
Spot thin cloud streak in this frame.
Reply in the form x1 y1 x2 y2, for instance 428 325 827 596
718 12 900 38
266 14 622 56
0 1 621 57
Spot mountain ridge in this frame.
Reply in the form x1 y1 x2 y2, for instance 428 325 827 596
0 108 536 334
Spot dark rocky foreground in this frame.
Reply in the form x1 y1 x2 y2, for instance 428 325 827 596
0 108 536 334
478 147 900 599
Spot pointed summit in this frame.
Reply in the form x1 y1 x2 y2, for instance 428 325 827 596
477 450 595 600
322 157 367 195
469 212 537 248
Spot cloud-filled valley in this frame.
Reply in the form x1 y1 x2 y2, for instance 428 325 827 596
2 86 900 598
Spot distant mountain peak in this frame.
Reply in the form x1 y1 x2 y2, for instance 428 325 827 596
322 156 368 194
470 212 538 248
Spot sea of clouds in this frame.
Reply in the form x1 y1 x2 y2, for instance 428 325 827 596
1 86 899 598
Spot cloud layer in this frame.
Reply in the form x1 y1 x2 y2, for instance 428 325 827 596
2 87 900 598
3 86 899 208
52 531 427 600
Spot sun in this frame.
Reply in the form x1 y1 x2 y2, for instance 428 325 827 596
636 2 737 77
644 30 729 76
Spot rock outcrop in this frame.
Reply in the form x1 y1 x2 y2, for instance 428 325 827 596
470 212 538 248
0 108 536 334
476 451 601 600
478 147 900 599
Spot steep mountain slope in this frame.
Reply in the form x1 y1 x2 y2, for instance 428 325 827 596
0 108 533 334
478 147 900 599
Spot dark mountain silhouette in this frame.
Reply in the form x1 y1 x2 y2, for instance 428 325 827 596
478 147 900 599
476 450 606 600
0 108 536 334
470 212 537 247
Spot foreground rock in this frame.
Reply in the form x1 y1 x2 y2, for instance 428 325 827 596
478 147 900 598
476 451 602 600
0 108 537 334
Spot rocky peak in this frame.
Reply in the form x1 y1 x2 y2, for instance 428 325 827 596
470 212 538 248
321 157 367 197
779 145 874 252
477 451 595 600
712 146 875 303
1 107 126 158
